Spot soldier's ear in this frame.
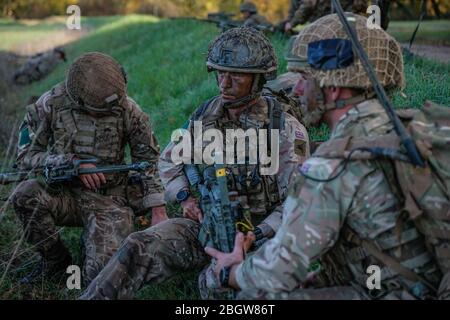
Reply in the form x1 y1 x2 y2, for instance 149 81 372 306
120 66 128 84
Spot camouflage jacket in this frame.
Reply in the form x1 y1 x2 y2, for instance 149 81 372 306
289 0 367 27
243 14 272 28
235 99 441 297
19 83 165 208
159 95 310 232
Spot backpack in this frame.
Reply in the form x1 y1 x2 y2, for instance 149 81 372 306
393 101 450 275
313 100 450 296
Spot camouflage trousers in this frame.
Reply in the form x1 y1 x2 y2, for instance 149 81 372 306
79 217 209 299
236 286 426 300
236 286 363 300
11 179 134 284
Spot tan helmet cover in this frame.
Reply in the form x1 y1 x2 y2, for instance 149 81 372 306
292 13 405 91
240 2 258 14
66 52 127 111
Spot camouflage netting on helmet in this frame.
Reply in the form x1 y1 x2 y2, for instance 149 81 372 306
285 35 310 73
240 1 257 14
206 27 278 80
292 14 405 91
66 52 126 109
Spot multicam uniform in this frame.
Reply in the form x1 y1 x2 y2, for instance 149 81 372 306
11 53 165 284
79 94 310 299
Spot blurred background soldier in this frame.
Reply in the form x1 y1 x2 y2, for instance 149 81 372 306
12 47 66 85
240 1 273 30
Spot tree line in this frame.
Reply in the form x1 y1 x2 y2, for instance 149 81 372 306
1 0 448 20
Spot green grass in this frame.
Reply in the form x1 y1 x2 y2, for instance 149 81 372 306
386 20 450 45
0 15 449 300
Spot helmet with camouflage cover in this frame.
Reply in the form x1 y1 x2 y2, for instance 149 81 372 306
240 2 258 14
290 13 405 127
206 27 277 81
292 13 404 91
65 52 127 113
285 35 309 73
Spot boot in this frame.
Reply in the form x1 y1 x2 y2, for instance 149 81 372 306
20 240 72 285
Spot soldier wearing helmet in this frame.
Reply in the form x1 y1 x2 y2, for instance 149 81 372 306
11 52 167 285
80 27 309 300
264 35 309 124
204 14 443 300
240 1 273 30
283 0 368 33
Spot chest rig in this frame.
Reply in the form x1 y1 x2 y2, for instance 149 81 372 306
191 96 284 219
48 87 126 185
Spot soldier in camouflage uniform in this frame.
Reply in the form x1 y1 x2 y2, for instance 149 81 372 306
240 1 273 30
283 0 367 33
205 14 444 300
13 47 66 85
264 35 310 123
11 52 167 285
80 27 310 300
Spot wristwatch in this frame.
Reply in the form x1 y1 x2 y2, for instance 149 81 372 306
176 190 190 203
219 266 231 287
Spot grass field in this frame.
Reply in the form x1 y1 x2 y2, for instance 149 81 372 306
0 15 449 300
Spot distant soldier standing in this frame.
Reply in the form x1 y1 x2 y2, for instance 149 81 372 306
13 47 67 85
11 52 167 285
240 1 273 30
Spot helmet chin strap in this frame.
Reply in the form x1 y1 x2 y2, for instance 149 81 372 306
311 79 376 114
221 73 263 110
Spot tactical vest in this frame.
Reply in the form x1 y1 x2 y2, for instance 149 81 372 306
47 85 126 187
190 96 285 221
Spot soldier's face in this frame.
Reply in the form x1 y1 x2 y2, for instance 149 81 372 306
242 11 251 19
292 72 308 97
218 71 254 103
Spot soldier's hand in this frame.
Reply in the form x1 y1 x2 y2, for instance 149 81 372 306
205 232 247 278
78 163 107 190
151 206 168 226
181 197 203 222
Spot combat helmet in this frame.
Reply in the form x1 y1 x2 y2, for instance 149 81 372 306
290 13 405 126
292 13 404 91
206 27 278 107
240 2 258 14
207 27 277 80
65 52 127 113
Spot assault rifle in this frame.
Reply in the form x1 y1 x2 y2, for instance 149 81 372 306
184 162 254 253
0 159 152 185
171 12 273 33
